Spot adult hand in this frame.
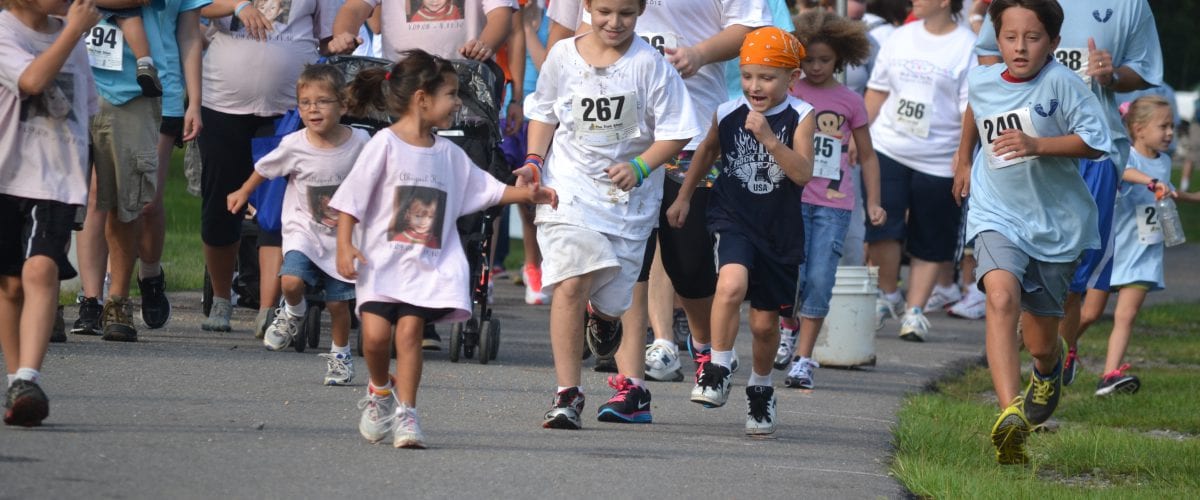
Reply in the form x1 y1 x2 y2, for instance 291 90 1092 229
459 39 495 61
1086 37 1115 87
327 32 362 54
182 105 203 142
867 205 887 226
952 159 971 207
237 3 275 42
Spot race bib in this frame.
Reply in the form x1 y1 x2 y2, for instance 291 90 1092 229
977 107 1040 169
1054 48 1090 85
571 92 640 146
893 93 932 138
1135 204 1164 244
85 21 124 71
639 32 679 56
812 133 841 180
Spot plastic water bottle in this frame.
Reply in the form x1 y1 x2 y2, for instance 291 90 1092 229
1157 197 1186 247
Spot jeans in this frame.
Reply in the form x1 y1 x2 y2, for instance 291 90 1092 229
799 204 851 318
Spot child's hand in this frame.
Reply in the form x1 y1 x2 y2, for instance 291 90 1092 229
606 162 638 191
327 32 362 54
460 39 494 61
867 205 887 226
745 111 778 149
337 245 367 280
529 185 559 209
65 0 101 37
992 128 1038 160
226 189 250 214
665 198 690 228
664 46 706 78
513 163 541 188
1152 182 1175 201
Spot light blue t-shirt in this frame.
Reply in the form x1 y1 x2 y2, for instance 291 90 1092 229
91 0 211 115
724 0 789 100
966 62 1112 263
975 0 1163 169
1111 149 1171 290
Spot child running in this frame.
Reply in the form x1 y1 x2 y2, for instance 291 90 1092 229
777 10 887 391
952 0 1111 464
668 27 815 436
521 0 699 429
1093 95 1195 396
0 0 99 426
332 49 557 448
227 64 370 386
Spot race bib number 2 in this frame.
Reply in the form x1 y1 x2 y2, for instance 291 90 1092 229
977 107 1040 169
1135 204 1163 244
571 92 640 146
85 22 124 71
1055 48 1090 85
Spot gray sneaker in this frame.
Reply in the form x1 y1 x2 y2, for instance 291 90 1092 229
393 404 426 449
263 308 300 351
543 387 585 430
784 356 818 390
358 388 397 443
201 297 233 332
773 322 798 370
319 353 355 386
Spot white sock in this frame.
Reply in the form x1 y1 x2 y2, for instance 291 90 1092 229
331 343 351 357
15 368 40 384
651 338 676 353
747 371 772 387
138 262 162 280
934 283 958 295
556 386 580 394
137 56 154 66
285 297 307 318
711 349 734 369
883 289 902 303
628 377 645 388
6 374 14 388
691 338 711 354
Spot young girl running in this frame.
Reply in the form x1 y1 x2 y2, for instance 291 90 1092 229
521 0 699 430
1094 95 1195 396
776 10 887 390
227 64 370 386
331 50 557 449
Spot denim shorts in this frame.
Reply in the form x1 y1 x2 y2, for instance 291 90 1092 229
279 251 355 302
799 204 852 318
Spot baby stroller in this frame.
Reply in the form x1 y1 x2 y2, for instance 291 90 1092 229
329 56 511 363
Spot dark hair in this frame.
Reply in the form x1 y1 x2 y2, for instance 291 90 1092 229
988 0 1064 40
584 0 648 12
346 49 457 118
793 10 871 72
296 64 346 103
865 0 908 25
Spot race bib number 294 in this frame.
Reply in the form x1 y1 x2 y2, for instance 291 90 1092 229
85 22 124 71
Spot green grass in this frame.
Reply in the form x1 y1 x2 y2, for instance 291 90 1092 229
892 302 1200 498
161 149 205 291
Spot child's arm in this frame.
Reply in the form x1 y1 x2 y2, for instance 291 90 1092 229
498 184 559 209
512 119 556 188
504 10 526 137
226 172 269 214
952 104 979 207
851 125 887 226
1122 169 1174 200
746 109 814 187
17 0 100 96
606 139 690 191
665 117 720 228
991 130 1103 162
336 212 366 280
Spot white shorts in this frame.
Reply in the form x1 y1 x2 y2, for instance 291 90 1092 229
537 222 647 317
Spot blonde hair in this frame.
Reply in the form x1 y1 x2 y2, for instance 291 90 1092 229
296 64 347 104
1122 95 1171 135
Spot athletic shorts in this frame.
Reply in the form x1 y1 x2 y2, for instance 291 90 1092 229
537 222 647 318
714 230 799 312
0 195 78 280
974 231 1077 317
1069 157 1117 293
865 152 961 262
360 301 453 324
658 180 717 298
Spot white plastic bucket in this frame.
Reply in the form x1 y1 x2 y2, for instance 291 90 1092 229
813 266 879 367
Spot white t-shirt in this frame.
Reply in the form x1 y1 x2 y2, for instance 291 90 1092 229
866 21 976 177
546 0 581 31
582 0 767 150
202 0 340 116
328 131 506 321
0 12 98 205
524 35 702 240
360 0 517 61
255 127 371 280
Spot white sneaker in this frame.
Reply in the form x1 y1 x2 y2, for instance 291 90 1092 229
523 264 548 305
644 343 683 382
745 386 777 436
320 352 355 386
899 307 930 342
925 284 962 312
875 293 903 330
263 307 300 351
393 404 427 449
357 388 397 443
948 288 987 320
784 356 819 389
773 321 799 370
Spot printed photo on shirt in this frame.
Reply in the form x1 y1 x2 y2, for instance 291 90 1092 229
19 74 76 123
390 186 447 249
307 185 341 229
406 0 464 22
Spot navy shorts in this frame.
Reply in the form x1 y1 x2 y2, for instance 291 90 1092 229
865 152 962 262
713 230 799 312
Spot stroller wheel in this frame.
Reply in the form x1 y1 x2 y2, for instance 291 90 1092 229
307 308 321 348
487 318 501 361
296 305 319 353
449 322 463 363
202 269 213 317
478 320 493 365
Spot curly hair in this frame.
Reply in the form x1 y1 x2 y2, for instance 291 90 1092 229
792 10 871 72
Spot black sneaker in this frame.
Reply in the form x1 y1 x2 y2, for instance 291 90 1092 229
543 387 585 430
101 295 138 342
585 309 622 360
597 375 652 423
138 270 171 329
72 297 102 335
689 362 732 408
592 357 617 373
1062 347 1079 387
1022 338 1066 425
50 305 66 343
1095 364 1140 396
136 62 163 97
745 385 777 436
672 308 690 350
4 379 49 427
421 324 441 351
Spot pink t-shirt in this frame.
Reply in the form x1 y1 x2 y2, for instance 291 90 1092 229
0 12 98 205
361 0 516 61
328 130 505 321
790 79 867 211
255 127 371 279
203 0 340 116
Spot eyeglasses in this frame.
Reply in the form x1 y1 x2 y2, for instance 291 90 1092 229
298 99 339 110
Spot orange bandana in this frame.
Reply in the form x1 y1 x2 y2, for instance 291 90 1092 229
739 27 805 69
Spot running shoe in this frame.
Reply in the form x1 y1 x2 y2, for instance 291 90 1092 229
671 309 690 349
592 356 617 373
773 320 799 370
898 307 929 342
358 386 397 443
136 62 163 97
319 352 355 386
50 305 66 343
924 284 962 312
585 309 622 360
201 297 233 332
421 324 442 351
253 308 273 340
543 387 585 430
101 295 138 342
1022 337 1066 425
1062 347 1079 387
686 334 739 375
745 385 777 436
1095 363 1140 396
990 396 1031 465
393 404 426 449
690 362 732 408
3 379 49 427
784 356 818 390
72 296 103 336
875 293 903 330
263 308 300 351
523 263 547 305
597 375 652 423
644 343 683 382
947 288 987 320
137 269 171 329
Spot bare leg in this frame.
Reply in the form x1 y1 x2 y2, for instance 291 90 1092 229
327 300 352 349
114 16 151 60
360 312 394 387
17 257 58 370
279 275 306 307
204 242 239 300
680 295 713 346
137 133 174 280
646 244 675 343
1104 287 1146 373
105 215 142 298
710 264 749 351
982 269 1024 407
393 315 424 406
795 315 824 358
615 281 648 380
748 308 780 377
549 274 592 387
77 173 108 299
259 246 283 309
868 239 902 294
905 258 949 311
0 277 23 373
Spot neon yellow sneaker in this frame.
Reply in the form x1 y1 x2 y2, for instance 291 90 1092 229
1023 337 1068 425
990 396 1032 465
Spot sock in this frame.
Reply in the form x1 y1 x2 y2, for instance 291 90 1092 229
137 56 154 66
557 386 580 394
933 283 958 295
747 371 772 387
691 338 711 354
369 381 393 397
711 349 734 369
628 377 645 388
651 338 676 353
883 290 902 303
6 374 14 388
285 297 307 318
15 368 40 384
138 262 162 280
331 343 351 358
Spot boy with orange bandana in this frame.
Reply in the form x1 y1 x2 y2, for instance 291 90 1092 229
667 27 815 436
